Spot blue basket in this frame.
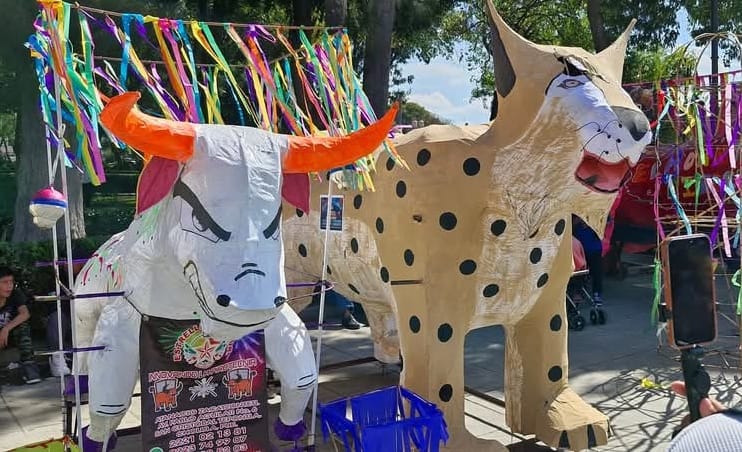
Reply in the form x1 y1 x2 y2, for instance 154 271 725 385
319 386 449 452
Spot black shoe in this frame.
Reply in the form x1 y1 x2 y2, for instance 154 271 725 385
22 361 41 384
342 314 362 330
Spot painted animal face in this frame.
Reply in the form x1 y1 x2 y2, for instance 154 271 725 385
543 58 652 193
99 91 396 341
487 1 651 194
173 125 289 339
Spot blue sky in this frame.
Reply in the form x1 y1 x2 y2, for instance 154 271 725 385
399 8 742 125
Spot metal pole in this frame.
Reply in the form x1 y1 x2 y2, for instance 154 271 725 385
53 72 84 451
711 0 719 76
43 123 66 435
308 177 334 446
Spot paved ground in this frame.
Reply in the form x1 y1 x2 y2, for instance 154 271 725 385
2 264 741 451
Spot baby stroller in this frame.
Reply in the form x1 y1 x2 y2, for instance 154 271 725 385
567 238 606 330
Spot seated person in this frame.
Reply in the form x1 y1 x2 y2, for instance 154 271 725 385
571 215 605 305
312 281 362 330
0 266 41 384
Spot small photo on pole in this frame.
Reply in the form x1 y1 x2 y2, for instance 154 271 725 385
320 195 344 232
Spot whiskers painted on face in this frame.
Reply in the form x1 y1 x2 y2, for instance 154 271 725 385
234 262 266 281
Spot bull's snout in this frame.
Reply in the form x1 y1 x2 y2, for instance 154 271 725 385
613 106 650 141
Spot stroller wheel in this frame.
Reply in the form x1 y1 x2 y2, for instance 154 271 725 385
597 308 606 325
589 309 598 325
574 315 585 331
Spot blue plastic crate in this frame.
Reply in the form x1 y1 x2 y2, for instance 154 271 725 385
319 386 448 452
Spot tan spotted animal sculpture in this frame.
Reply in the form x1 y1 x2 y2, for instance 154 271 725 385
284 3 651 451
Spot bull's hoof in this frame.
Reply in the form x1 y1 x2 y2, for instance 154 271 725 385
274 418 306 442
81 426 118 451
533 387 609 451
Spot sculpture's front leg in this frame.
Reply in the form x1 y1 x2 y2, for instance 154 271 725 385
264 304 317 441
504 237 608 451
85 297 141 451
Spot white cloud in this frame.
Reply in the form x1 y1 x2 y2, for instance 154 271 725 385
400 54 490 125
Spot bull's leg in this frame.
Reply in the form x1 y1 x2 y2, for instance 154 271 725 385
84 298 141 450
264 304 317 441
393 284 506 451
504 278 609 451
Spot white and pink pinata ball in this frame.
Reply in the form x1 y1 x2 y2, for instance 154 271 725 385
28 187 67 229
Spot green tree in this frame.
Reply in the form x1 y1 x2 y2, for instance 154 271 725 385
588 0 683 52
439 0 592 109
398 102 450 126
683 0 742 65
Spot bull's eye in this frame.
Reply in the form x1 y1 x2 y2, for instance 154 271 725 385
173 179 232 243
179 200 230 244
558 79 584 89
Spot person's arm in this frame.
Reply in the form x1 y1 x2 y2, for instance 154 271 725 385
0 298 30 348
3 304 30 331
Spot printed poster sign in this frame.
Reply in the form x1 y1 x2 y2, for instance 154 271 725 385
140 317 268 452
319 195 343 232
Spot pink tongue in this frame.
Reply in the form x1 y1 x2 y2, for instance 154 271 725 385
577 156 629 190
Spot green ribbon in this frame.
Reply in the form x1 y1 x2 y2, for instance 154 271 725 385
652 258 662 324
732 270 742 315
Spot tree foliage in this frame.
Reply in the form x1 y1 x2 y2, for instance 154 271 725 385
683 0 742 65
398 101 450 126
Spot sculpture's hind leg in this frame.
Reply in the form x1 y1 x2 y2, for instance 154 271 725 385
394 284 507 451
264 304 317 441
504 239 608 451
85 297 141 448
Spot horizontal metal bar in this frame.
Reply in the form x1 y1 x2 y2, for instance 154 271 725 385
34 258 90 267
35 346 105 356
34 291 126 302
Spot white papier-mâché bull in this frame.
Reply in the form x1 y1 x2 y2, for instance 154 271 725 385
71 92 396 450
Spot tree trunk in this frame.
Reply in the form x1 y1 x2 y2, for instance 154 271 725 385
12 64 85 243
324 0 347 26
586 0 610 52
196 0 210 20
362 0 396 116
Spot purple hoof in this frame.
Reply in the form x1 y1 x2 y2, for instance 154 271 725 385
274 418 306 442
64 375 89 396
81 426 118 451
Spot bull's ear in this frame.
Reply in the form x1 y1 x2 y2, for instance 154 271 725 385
136 157 180 215
101 92 196 162
597 19 636 80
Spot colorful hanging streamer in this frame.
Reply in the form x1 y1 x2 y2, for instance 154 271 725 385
28 0 401 187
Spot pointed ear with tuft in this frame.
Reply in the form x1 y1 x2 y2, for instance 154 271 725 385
486 1 516 97
485 0 546 97
597 19 636 80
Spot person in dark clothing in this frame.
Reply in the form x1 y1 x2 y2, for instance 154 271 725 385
0 266 41 384
571 215 605 305
312 281 362 330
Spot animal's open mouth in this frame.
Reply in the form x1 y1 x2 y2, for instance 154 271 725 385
574 153 631 194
